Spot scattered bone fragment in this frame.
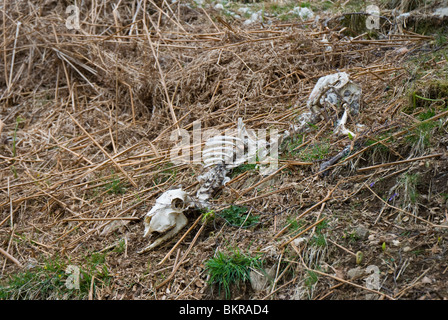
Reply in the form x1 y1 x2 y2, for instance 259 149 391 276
293 72 362 136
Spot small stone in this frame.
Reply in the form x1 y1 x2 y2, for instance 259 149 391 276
25 258 39 270
354 225 369 240
292 237 307 246
392 240 401 247
393 47 409 55
347 267 364 280
403 246 412 252
421 276 432 284
250 266 275 292
365 293 379 300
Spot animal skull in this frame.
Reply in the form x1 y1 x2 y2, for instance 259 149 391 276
307 72 361 116
139 188 192 253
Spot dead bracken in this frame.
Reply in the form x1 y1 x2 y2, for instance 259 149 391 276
1 0 448 301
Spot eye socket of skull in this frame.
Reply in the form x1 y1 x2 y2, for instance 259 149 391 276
171 197 185 210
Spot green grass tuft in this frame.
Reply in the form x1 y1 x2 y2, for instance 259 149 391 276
218 205 259 228
304 270 319 288
297 141 330 162
205 248 263 299
309 219 328 247
104 175 127 195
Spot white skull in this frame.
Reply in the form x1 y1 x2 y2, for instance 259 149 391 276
139 188 192 253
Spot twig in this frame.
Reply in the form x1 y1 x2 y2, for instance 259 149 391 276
270 250 284 294
394 268 431 299
279 217 327 249
327 238 356 256
271 260 292 295
324 110 448 174
62 217 139 222
67 112 138 188
155 221 207 290
261 275 300 300
310 268 395 300
364 183 443 227
175 270 206 299
239 164 288 196
235 185 295 206
158 213 204 266
201 6 220 33
289 243 394 299
7 21 21 93
273 182 340 240
149 258 191 277
142 17 179 130
88 275 95 300
280 160 314 166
